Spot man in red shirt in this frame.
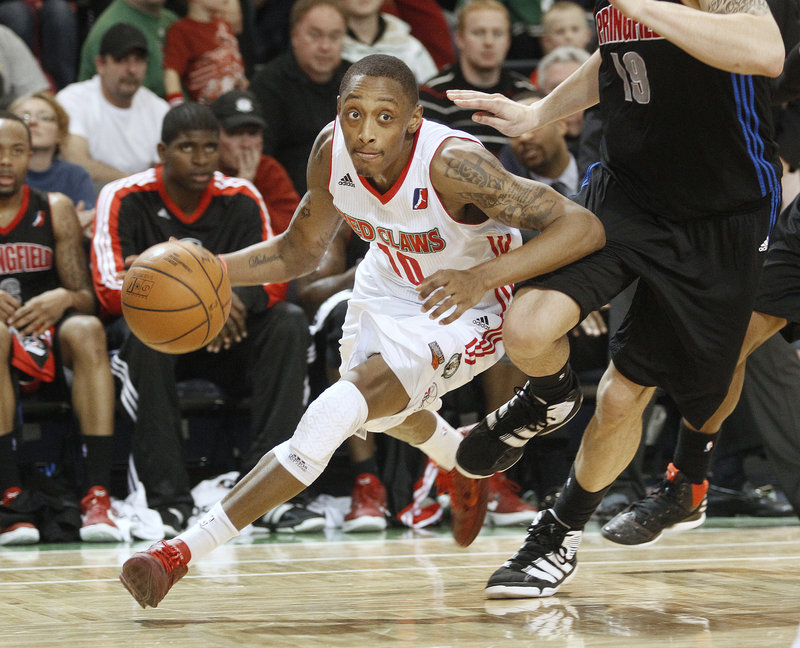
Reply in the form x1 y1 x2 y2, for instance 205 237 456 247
210 90 300 234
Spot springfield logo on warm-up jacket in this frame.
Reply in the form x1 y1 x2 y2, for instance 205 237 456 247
596 5 663 45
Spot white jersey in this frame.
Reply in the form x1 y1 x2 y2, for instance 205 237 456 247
329 117 522 312
330 118 522 431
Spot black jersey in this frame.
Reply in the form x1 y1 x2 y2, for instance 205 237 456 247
0 186 60 303
92 167 281 316
594 0 782 221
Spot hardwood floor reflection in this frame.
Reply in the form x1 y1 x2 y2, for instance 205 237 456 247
1 520 798 647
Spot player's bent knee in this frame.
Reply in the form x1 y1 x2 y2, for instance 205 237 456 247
274 380 369 485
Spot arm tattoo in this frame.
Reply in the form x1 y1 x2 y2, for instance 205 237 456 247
445 156 554 229
248 252 280 268
707 0 769 15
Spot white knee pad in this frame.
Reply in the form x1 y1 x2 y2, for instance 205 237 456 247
274 380 369 485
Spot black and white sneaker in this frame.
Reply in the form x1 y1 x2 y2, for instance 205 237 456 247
601 463 708 546
485 509 582 599
456 381 582 478
259 500 326 533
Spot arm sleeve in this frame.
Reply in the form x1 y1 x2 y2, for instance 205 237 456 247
91 182 129 317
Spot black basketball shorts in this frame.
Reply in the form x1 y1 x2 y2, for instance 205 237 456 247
517 164 773 429
754 194 800 342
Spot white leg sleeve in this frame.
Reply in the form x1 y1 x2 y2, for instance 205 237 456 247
411 412 460 471
274 380 369 485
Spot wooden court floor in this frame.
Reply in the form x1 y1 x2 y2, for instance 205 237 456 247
1 518 799 648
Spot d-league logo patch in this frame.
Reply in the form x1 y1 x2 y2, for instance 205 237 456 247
413 188 428 210
338 173 355 187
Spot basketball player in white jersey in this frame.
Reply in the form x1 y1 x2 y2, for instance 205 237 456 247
119 54 604 609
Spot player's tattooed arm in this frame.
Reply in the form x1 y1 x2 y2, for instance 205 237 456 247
418 139 604 324
433 140 562 231
224 125 341 286
706 0 770 15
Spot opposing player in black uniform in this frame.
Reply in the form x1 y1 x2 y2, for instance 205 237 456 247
91 103 312 536
0 112 120 544
437 0 784 597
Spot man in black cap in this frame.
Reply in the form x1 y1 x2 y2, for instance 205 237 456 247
211 90 299 235
56 22 170 187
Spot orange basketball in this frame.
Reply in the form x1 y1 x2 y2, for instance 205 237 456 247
121 240 232 354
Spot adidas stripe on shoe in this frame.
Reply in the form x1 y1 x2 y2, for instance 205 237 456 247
485 510 581 599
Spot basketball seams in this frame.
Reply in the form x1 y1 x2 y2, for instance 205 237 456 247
173 240 227 317
126 262 214 345
121 240 231 353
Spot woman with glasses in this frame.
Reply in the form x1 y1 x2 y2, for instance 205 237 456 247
9 91 96 238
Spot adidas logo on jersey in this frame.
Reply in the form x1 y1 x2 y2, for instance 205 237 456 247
338 173 355 187
472 315 490 330
758 236 769 252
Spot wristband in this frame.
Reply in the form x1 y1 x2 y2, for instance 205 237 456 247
167 93 184 107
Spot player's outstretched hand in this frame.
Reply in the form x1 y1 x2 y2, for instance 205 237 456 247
417 268 485 325
446 90 535 137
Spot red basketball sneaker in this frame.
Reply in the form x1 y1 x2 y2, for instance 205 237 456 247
80 486 122 542
0 487 39 546
486 473 537 527
440 468 489 547
120 539 191 608
343 473 388 532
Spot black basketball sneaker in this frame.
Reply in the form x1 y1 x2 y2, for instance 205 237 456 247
485 509 582 598
456 380 583 478
601 463 708 546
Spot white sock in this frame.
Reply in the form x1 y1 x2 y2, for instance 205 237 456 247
176 501 239 562
412 412 460 471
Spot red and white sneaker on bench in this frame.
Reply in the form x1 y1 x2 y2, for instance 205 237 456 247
80 486 122 542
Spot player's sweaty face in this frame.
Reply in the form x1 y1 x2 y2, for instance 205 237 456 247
338 76 417 185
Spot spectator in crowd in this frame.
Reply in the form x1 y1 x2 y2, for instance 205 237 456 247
455 0 546 60
0 0 78 89
0 113 120 545
536 45 591 158
91 103 314 536
538 1 593 57
498 91 578 195
0 25 49 109
211 90 299 235
163 0 248 106
419 0 536 155
250 0 350 195
78 0 178 99
9 92 96 238
57 23 169 188
383 0 456 70
340 0 438 83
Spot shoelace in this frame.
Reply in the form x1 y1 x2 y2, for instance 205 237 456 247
150 543 185 574
509 521 567 566
499 387 549 442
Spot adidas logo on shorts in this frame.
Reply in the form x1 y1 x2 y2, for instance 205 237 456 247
472 315 490 330
338 173 355 187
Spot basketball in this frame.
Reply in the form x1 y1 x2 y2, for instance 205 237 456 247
121 240 232 354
